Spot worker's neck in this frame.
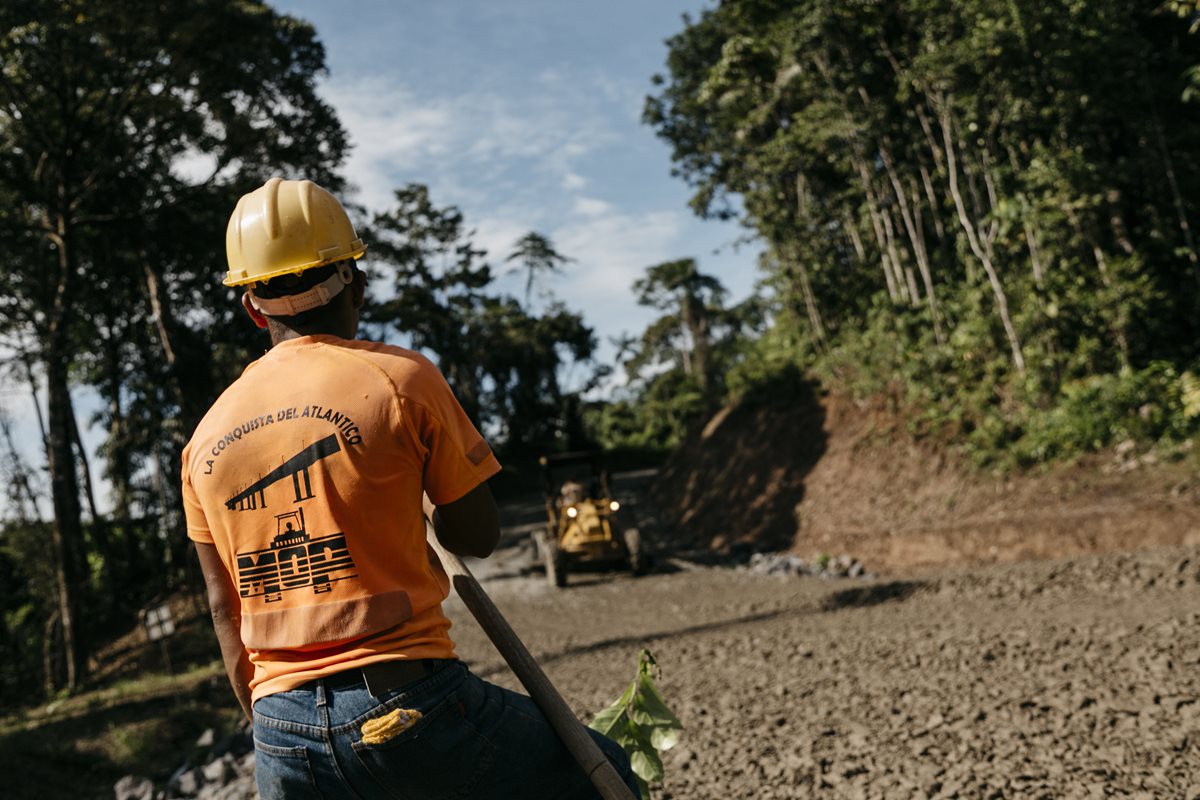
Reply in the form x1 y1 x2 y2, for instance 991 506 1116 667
268 318 358 346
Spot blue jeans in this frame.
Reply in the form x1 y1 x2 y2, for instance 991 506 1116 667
252 660 639 799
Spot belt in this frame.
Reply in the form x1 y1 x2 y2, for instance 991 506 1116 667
324 659 450 697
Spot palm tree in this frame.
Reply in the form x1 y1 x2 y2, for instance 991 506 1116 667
506 231 573 307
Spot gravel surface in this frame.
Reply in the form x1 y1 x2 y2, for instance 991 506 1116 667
448 543 1200 799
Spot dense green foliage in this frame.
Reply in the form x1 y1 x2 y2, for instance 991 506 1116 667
643 0 1200 464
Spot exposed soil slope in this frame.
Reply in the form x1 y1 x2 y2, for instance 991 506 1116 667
650 376 1200 570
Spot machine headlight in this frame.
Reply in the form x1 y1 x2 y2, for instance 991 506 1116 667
567 506 578 518
609 500 620 511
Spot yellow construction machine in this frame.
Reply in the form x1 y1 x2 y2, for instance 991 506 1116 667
533 451 644 588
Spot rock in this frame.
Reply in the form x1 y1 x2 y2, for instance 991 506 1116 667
114 775 155 800
194 728 216 748
201 754 234 784
176 768 202 797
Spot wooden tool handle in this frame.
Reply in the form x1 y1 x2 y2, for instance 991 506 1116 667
426 528 637 800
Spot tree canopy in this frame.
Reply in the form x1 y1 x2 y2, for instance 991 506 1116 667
641 0 1200 462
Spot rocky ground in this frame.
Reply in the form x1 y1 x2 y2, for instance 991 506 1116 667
448 541 1200 799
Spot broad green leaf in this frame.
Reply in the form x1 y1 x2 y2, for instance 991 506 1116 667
588 681 636 738
649 725 682 752
629 741 665 784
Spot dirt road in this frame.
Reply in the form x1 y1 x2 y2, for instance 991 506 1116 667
448 538 1200 799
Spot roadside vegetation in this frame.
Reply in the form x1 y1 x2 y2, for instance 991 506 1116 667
598 0 1200 472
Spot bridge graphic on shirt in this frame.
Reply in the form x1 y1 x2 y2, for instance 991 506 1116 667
224 434 341 511
225 434 358 601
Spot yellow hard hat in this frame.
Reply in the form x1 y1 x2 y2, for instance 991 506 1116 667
224 177 366 287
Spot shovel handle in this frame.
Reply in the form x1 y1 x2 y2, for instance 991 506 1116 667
426 528 637 800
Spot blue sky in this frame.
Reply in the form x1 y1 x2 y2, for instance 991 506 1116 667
273 0 760 355
4 0 762 518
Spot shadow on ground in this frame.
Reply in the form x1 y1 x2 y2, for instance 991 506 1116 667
475 607 795 679
820 580 928 611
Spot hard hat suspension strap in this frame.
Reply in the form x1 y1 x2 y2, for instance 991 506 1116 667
249 261 355 318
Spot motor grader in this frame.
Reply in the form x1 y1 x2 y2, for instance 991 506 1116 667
533 451 644 588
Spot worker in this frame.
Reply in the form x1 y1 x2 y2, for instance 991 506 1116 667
182 178 638 799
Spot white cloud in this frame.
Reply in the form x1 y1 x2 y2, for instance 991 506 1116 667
320 74 618 214
549 208 686 338
472 216 532 264
562 172 587 190
572 197 612 217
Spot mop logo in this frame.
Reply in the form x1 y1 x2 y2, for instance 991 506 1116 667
234 508 357 602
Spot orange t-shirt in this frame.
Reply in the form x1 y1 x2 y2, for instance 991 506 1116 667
181 335 500 702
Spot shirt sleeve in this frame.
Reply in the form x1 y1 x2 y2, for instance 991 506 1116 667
181 452 214 544
409 358 502 506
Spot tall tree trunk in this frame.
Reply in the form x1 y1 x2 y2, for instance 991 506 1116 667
1017 196 1047 290
43 210 87 692
881 144 944 342
69 399 100 523
918 162 946 241
793 260 828 355
1002 147 1048 291
1063 204 1131 369
881 203 921 306
1090 244 1131 370
938 104 1026 373
843 211 867 262
69 397 118 611
45 341 87 691
853 155 905 302
21 351 49 450
102 326 134 524
682 294 714 409
143 259 204 442
1142 65 1200 278
42 611 61 698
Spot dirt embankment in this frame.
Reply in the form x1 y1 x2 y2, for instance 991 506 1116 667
649 374 1200 571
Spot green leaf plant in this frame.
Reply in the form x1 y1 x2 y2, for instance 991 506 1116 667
589 650 684 799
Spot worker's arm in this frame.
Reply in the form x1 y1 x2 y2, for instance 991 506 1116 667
194 542 254 722
423 482 500 559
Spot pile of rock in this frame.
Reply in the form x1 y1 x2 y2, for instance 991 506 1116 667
745 551 868 579
114 725 257 800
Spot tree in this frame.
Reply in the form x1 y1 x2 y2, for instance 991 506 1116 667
506 231 573 307
0 0 347 692
589 259 760 450
369 184 494 424
632 259 728 412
